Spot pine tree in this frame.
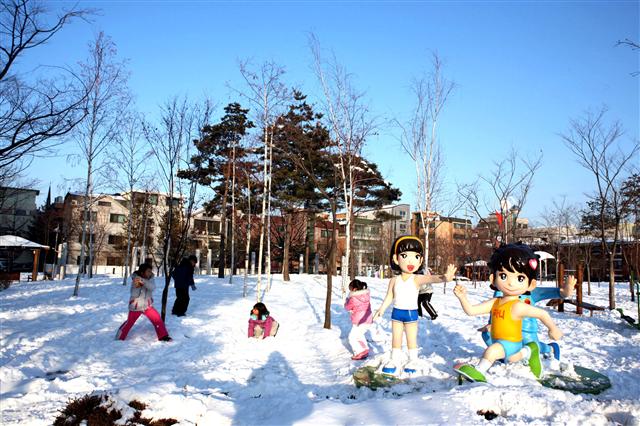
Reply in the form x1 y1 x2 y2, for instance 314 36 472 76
179 103 254 278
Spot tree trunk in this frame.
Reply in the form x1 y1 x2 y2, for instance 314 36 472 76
243 175 251 297
283 212 292 281
88 215 94 278
218 162 231 279
229 142 237 284
160 178 174 322
609 249 616 310
266 141 273 291
324 201 338 329
257 125 270 296
73 161 93 296
123 190 134 285
349 215 356 281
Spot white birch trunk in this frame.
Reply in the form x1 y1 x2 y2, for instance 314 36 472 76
229 140 236 284
243 173 251 297
266 133 273 292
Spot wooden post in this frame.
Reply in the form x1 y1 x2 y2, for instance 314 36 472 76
576 262 583 316
558 262 564 312
32 249 40 282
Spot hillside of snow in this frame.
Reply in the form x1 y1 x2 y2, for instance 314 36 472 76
1 273 639 425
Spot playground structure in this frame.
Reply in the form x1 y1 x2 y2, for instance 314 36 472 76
558 262 606 317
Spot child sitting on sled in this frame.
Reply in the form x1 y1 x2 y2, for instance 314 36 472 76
248 302 279 339
345 279 374 360
453 243 563 382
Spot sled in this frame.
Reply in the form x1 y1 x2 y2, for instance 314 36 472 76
454 363 611 395
616 308 640 330
539 365 611 395
353 365 406 390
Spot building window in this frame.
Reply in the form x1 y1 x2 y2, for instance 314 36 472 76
78 233 95 243
166 197 180 207
148 195 158 205
81 211 98 221
110 214 126 223
98 201 112 207
106 256 122 266
209 221 219 235
399 211 406 217
15 209 28 216
108 235 123 245
321 229 330 238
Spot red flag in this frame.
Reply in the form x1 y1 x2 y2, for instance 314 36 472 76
495 211 503 227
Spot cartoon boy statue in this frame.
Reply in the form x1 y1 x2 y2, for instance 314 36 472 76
453 243 563 382
480 270 575 361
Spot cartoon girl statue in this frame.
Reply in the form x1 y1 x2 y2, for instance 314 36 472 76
373 235 456 375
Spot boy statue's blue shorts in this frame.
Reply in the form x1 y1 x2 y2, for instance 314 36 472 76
495 339 524 360
391 308 419 323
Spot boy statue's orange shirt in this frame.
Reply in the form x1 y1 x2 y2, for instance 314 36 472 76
490 299 522 342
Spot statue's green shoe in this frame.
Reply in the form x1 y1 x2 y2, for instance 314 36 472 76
527 342 542 378
454 363 487 383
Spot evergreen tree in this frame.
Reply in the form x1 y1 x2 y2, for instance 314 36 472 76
178 103 254 278
272 91 326 280
273 91 341 328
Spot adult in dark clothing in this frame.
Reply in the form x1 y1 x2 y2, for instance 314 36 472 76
171 255 197 316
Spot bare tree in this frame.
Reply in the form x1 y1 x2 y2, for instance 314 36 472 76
561 107 640 309
459 148 542 245
234 59 288 298
616 38 639 76
103 112 148 285
145 96 211 320
72 32 130 297
0 0 91 183
396 53 455 270
309 34 378 297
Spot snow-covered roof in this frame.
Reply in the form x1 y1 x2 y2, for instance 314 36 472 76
464 260 487 267
0 235 49 249
534 250 555 260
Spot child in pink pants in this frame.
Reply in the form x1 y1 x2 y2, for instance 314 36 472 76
116 263 171 341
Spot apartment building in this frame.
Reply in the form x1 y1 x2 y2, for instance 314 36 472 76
412 211 473 269
60 191 183 274
0 186 40 238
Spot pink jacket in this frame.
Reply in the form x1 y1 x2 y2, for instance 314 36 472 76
344 289 373 325
248 315 275 338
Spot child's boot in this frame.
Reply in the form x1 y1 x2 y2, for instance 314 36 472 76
525 342 543 378
382 349 403 375
454 363 487 383
549 342 560 361
403 348 419 373
351 349 369 360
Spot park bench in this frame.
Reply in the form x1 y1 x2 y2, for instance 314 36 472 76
564 299 606 317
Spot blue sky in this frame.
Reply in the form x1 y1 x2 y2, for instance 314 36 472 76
21 0 639 224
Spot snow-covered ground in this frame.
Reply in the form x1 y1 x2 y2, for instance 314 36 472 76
1 273 639 425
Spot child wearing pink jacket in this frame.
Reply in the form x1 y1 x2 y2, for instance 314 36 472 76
248 302 278 339
344 279 373 360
